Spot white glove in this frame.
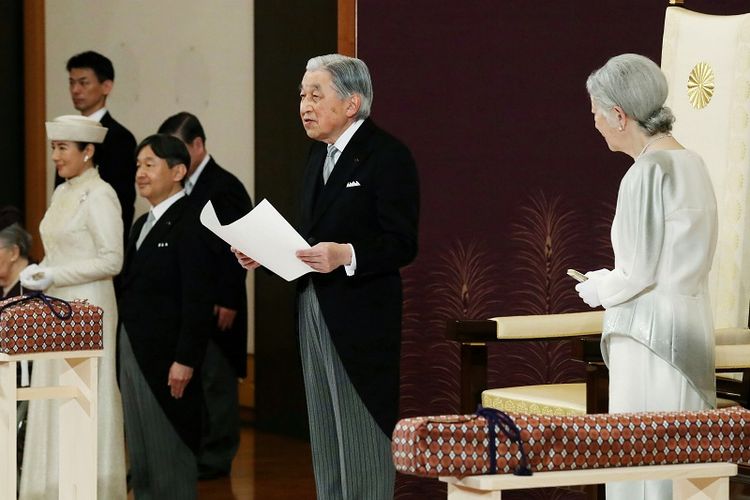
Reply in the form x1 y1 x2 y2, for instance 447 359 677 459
575 279 600 308
574 268 611 308
19 264 54 291
585 268 611 280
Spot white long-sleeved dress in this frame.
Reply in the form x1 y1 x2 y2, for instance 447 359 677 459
598 149 718 500
20 167 127 500
599 149 718 408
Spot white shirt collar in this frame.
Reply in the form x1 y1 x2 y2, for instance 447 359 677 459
150 190 185 223
330 119 365 161
187 153 211 188
86 108 108 123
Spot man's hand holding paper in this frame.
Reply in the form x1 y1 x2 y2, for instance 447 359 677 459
231 247 261 271
201 199 314 281
296 242 352 273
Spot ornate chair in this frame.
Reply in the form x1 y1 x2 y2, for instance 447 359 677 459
662 7 750 407
450 6 750 417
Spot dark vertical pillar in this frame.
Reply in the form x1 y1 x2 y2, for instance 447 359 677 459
23 0 46 263
0 1 25 213
254 1 337 437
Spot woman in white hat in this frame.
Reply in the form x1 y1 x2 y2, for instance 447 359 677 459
19 115 127 499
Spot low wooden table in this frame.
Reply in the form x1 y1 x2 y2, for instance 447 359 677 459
440 462 738 499
0 350 101 500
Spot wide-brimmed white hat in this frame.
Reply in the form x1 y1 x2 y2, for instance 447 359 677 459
45 115 108 144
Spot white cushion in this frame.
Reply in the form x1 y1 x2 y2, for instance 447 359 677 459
491 311 604 339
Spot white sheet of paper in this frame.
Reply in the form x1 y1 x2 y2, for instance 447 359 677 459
200 199 314 282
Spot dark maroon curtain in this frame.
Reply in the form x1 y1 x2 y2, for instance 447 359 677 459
356 1 750 498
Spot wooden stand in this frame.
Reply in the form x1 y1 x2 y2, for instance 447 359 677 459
441 462 737 499
0 350 101 500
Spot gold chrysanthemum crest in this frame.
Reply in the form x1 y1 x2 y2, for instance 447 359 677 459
687 62 715 109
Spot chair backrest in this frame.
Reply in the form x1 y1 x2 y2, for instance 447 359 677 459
661 7 750 329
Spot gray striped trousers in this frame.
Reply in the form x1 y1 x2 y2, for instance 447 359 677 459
298 283 395 500
119 327 198 500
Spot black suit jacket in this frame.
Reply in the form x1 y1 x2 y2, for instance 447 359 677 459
55 111 137 246
118 196 214 452
185 157 253 376
300 119 420 435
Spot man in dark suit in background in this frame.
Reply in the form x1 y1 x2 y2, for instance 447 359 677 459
235 54 419 499
59 51 137 245
118 134 213 499
158 112 253 479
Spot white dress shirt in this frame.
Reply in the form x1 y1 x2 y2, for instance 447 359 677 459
185 154 211 195
151 190 186 223
87 107 107 123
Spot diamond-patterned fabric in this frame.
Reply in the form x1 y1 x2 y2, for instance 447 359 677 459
0 295 103 354
391 407 750 478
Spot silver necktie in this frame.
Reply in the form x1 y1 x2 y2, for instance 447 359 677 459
185 179 194 195
135 210 156 249
323 144 338 184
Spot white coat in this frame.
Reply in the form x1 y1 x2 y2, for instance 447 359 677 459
20 167 126 500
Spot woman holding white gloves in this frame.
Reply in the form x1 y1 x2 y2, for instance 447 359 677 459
577 54 718 500
19 115 127 500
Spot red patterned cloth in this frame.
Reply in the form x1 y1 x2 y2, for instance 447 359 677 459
0 294 103 354
392 407 750 478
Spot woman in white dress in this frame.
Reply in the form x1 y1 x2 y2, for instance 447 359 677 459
575 54 718 500
19 115 127 499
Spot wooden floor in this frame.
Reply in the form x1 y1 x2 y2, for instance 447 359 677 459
134 423 750 500
197 426 317 499
128 424 317 499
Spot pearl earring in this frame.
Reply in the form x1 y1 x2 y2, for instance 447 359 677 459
618 126 624 132
84 155 89 162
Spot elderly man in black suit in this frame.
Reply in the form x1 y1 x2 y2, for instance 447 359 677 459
118 134 213 499
158 112 253 479
58 51 137 245
235 54 419 499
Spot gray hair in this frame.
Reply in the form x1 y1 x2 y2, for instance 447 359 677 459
306 54 373 119
586 53 675 136
0 223 31 259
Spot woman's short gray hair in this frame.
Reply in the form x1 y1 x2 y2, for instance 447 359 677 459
586 53 675 136
0 223 31 259
306 54 373 120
